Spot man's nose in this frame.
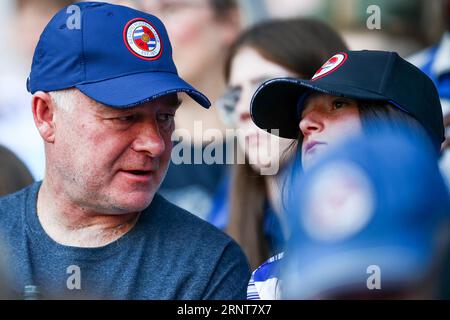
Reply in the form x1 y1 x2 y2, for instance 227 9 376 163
132 120 166 157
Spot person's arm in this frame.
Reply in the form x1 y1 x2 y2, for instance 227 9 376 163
201 240 251 300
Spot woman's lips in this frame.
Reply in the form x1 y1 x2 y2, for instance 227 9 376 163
304 141 327 155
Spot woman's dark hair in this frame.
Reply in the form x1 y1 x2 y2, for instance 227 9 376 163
358 101 430 140
209 0 238 21
224 18 348 82
225 18 348 270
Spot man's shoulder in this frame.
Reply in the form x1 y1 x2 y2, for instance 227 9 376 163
149 193 233 245
149 195 250 300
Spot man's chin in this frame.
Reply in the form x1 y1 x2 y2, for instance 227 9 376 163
108 192 155 214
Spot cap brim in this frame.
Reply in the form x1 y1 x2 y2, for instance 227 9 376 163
250 77 387 139
76 72 211 108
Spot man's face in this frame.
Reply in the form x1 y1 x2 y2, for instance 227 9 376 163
50 90 180 214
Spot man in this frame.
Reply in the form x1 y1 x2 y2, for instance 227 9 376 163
0 2 250 299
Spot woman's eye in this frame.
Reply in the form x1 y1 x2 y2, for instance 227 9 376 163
332 100 347 110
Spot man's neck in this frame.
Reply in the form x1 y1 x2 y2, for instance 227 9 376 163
36 180 140 248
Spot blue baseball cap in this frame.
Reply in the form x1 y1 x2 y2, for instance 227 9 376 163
251 50 444 152
282 124 450 299
27 2 211 109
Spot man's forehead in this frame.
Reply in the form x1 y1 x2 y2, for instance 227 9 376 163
83 92 181 114
131 93 182 110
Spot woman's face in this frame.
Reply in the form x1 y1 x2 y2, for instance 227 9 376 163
299 93 363 171
228 47 297 173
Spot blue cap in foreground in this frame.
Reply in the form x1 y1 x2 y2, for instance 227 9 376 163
283 123 450 299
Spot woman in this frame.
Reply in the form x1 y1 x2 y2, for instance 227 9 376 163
251 50 444 166
207 18 348 270
247 50 446 299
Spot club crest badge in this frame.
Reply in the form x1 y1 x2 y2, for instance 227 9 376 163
311 53 347 80
124 18 162 60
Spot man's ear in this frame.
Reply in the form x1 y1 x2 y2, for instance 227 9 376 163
32 91 56 143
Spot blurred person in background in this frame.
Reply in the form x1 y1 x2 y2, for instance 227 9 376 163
142 0 242 219
0 0 75 180
209 18 348 270
282 126 450 299
0 237 16 299
408 1 450 298
247 50 445 299
408 0 450 191
0 145 33 196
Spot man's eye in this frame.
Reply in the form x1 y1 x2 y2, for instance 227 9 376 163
157 114 175 122
116 115 136 122
109 115 136 124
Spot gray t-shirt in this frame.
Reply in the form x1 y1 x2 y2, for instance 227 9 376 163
0 182 250 299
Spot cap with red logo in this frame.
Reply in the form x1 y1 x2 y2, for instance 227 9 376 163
27 2 210 109
250 50 444 152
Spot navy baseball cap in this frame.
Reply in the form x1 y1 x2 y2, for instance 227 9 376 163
282 124 450 299
27 2 211 108
251 50 444 151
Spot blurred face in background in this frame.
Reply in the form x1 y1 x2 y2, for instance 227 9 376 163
143 0 240 84
299 93 363 171
15 0 74 63
227 46 296 172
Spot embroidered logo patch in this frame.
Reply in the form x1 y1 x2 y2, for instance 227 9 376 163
123 18 162 60
311 53 347 80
